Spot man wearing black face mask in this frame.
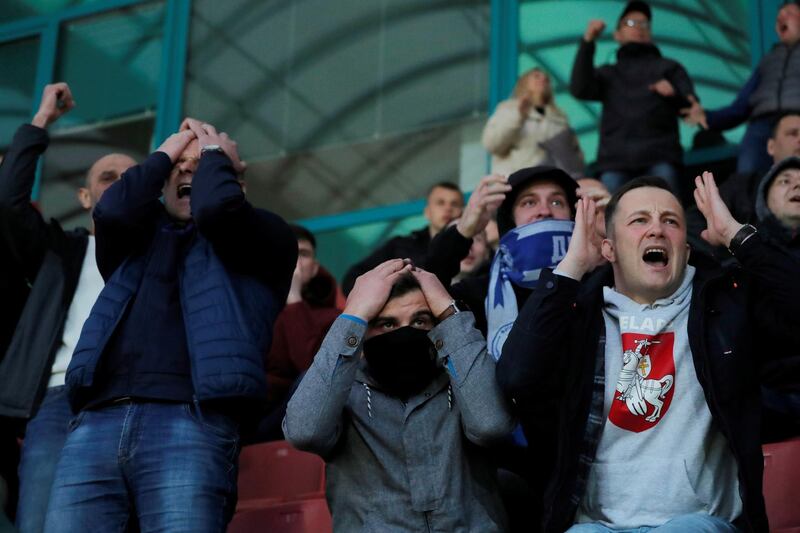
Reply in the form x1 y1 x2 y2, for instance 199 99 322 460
284 258 514 532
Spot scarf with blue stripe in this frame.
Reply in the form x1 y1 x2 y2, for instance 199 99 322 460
486 218 575 360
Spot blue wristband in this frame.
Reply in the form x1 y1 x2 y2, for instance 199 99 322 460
340 313 367 326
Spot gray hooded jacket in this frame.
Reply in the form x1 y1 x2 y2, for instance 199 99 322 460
283 312 514 532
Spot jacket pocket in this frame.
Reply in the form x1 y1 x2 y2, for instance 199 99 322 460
581 458 707 524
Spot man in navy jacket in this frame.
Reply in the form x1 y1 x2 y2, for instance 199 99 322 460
44 119 296 533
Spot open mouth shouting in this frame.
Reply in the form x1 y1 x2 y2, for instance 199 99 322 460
177 183 192 199
642 246 668 268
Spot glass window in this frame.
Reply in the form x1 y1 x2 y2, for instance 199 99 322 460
53 1 164 129
0 0 105 24
185 0 490 219
0 36 40 150
38 2 165 228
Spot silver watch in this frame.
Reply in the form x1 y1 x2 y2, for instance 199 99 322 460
200 144 223 154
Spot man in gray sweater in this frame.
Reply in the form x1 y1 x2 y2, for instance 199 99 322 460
284 259 514 532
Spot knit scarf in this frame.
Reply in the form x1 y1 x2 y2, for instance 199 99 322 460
486 219 574 360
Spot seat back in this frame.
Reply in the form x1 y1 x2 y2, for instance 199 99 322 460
228 500 332 533
237 440 326 509
763 437 800 532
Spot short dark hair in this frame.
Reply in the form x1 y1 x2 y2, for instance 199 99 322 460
427 181 462 199
771 112 800 138
604 176 680 236
387 271 421 302
291 224 316 250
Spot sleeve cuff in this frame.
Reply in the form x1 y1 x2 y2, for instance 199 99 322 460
340 313 367 326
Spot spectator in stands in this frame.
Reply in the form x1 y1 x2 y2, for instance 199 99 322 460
571 1 698 193
252 224 341 442
688 113 800 256
451 227 491 284
342 181 463 294
425 167 578 351
43 119 296 532
683 2 800 175
498 174 800 532
0 82 136 533
284 261 514 532
483 67 585 177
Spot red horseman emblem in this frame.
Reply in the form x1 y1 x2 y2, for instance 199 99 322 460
609 332 675 433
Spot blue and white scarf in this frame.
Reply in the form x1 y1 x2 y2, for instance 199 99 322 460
486 219 575 360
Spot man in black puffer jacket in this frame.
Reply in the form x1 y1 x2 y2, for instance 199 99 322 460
571 1 698 194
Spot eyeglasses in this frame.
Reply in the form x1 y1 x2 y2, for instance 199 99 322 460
621 18 651 29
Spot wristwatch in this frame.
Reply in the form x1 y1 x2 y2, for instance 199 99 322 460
436 299 468 322
727 224 758 255
200 144 224 155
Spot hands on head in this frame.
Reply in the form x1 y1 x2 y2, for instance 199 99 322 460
180 118 247 175
156 118 246 173
32 82 76 129
343 259 453 323
457 174 511 239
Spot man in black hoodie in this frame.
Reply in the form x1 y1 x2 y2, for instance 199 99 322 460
571 1 698 193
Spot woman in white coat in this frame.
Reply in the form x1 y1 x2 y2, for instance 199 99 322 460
482 68 584 177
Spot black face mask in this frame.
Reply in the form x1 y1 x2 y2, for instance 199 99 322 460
363 326 442 399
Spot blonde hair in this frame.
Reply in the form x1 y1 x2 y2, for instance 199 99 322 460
512 68 553 105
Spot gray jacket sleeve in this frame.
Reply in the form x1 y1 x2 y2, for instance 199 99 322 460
429 311 515 446
283 315 365 456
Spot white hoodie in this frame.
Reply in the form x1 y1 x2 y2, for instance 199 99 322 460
575 265 742 528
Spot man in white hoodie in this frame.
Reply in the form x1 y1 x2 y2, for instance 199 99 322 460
498 173 800 532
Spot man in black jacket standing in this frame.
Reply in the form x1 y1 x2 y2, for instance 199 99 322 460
571 1 697 193
0 82 136 533
498 173 800 532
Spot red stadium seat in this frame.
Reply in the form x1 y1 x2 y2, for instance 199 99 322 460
762 437 800 532
228 499 332 533
237 440 326 511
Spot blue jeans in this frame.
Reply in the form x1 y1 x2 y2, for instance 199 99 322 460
16 386 73 533
566 513 741 532
43 401 240 533
599 162 680 195
737 116 776 175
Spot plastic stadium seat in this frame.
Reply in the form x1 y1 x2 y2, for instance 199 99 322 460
237 440 326 511
228 499 332 533
762 437 800 532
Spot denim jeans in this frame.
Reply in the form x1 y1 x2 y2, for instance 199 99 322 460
16 386 73 533
566 513 741 532
599 162 680 195
43 401 240 533
737 117 776 176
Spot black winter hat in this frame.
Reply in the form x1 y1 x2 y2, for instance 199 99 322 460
495 166 579 237
619 1 652 22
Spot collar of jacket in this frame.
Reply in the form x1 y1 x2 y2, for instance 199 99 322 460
617 42 661 60
355 359 450 409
